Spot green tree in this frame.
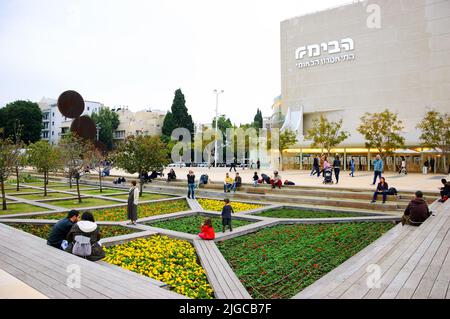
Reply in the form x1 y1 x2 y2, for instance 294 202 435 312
306 115 350 156
58 134 89 203
0 138 20 210
161 111 176 142
279 129 298 170
212 115 234 161
417 110 450 172
172 89 194 134
112 135 169 195
91 108 120 150
84 142 107 192
252 109 263 129
0 100 42 144
28 141 62 197
357 109 405 157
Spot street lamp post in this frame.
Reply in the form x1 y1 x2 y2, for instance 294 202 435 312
213 89 224 168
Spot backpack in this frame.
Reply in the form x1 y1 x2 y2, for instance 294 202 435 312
72 235 92 257
388 187 398 196
284 180 295 186
200 174 208 184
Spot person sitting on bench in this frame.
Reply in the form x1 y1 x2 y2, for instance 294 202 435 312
271 171 282 189
371 177 389 204
233 173 242 192
439 179 450 203
167 169 176 182
402 191 431 226
224 173 234 193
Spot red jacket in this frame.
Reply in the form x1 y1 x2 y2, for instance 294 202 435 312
198 225 215 240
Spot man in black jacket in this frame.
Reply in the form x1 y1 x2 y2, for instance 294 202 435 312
47 210 80 249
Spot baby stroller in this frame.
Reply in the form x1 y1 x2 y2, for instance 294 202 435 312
323 168 334 184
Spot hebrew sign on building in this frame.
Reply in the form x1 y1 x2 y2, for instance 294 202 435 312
295 38 355 69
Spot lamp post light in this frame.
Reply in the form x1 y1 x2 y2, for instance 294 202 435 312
213 89 224 168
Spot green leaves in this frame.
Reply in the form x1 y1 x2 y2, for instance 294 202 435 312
357 109 405 156
91 108 120 150
305 115 350 155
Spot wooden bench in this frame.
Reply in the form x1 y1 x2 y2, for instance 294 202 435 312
0 223 186 299
194 239 252 299
294 200 450 299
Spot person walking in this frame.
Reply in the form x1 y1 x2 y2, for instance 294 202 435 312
229 157 237 172
399 157 407 175
127 181 139 225
311 155 320 177
349 157 355 177
372 155 383 185
187 170 196 199
333 155 342 184
318 155 325 177
257 159 261 170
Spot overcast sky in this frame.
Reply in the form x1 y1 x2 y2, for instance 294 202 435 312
0 0 350 125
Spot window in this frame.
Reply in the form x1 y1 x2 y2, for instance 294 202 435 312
52 131 54 136
52 112 55 117
52 121 54 126
87 107 90 111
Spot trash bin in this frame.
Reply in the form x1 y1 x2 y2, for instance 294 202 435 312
422 166 428 175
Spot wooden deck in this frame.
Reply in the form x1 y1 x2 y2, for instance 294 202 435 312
194 239 252 299
294 200 450 299
0 223 186 299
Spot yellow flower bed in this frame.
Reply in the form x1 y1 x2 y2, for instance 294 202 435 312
104 236 213 299
198 198 263 212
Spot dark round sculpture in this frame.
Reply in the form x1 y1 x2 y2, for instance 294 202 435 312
58 90 85 119
70 115 96 141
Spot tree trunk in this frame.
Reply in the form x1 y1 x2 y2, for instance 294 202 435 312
69 173 72 188
139 177 144 196
1 177 6 211
44 171 47 197
99 170 103 193
76 177 82 203
16 166 19 191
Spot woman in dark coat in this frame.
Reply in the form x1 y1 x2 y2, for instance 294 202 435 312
127 180 139 225
66 211 105 262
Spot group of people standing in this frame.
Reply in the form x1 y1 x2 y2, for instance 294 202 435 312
310 154 344 184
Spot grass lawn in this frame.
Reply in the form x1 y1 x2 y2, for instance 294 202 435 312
217 222 395 299
23 182 68 188
256 208 371 219
46 186 96 192
81 189 128 196
14 192 78 200
6 223 140 239
45 197 120 209
148 215 253 234
5 188 36 195
0 203 50 216
108 192 173 201
27 199 191 221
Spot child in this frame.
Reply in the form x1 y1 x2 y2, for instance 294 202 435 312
221 198 234 232
253 172 259 187
198 218 215 240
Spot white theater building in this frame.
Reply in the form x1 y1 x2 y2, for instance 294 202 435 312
276 0 450 172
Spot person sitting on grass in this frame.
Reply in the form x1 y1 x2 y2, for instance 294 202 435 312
66 211 105 261
224 173 234 193
47 210 80 250
439 179 450 203
198 218 215 240
233 173 242 192
271 171 282 189
371 177 389 204
167 169 177 182
402 191 431 226
221 198 234 233
253 172 259 187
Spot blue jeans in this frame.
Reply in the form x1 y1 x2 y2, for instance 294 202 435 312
188 183 195 199
373 191 388 202
373 171 382 185
350 167 355 177
224 184 233 192
334 168 340 183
